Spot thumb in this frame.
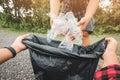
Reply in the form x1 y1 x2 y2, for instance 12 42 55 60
77 17 86 26
21 34 30 39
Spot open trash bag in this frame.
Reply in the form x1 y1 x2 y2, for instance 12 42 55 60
22 34 107 80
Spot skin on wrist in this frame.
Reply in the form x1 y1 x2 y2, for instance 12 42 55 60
11 45 20 54
102 50 119 67
50 12 58 20
84 14 92 20
102 53 119 67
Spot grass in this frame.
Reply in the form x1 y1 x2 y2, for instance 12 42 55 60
90 33 120 55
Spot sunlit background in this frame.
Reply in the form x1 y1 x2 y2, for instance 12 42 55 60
0 0 119 33
0 0 112 15
100 0 111 7
0 0 120 80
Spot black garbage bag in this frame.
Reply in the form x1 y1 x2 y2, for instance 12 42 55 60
22 34 107 80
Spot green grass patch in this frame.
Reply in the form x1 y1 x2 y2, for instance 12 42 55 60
90 33 120 55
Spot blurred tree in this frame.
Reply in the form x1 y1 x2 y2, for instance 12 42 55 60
0 0 50 33
0 0 119 33
31 0 50 27
110 0 120 4
0 0 32 26
12 0 32 18
94 0 120 34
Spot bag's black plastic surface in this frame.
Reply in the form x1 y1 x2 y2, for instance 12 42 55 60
23 34 107 80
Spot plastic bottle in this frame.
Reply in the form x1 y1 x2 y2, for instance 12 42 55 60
47 13 67 42
47 11 83 51
58 12 82 51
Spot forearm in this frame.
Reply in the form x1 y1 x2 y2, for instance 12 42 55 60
85 0 99 18
0 48 13 64
102 52 119 68
50 0 60 19
0 34 29 64
0 45 20 64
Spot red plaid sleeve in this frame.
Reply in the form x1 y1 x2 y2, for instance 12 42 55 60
94 64 120 80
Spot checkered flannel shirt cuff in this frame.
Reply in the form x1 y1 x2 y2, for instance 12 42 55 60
94 64 120 80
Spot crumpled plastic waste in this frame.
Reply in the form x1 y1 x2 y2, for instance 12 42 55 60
47 12 82 51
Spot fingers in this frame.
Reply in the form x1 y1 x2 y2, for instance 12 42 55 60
21 34 30 39
77 17 86 31
17 34 30 40
77 16 92 31
11 34 30 53
77 18 86 26
103 37 118 58
70 35 75 41
105 37 113 41
102 37 119 67
105 37 118 46
61 32 66 36
50 13 58 26
50 19 54 26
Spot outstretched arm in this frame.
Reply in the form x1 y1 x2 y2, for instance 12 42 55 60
102 37 119 67
78 0 99 30
94 38 120 80
0 34 29 64
50 0 61 25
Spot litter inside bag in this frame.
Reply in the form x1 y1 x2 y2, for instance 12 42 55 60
47 12 83 51
22 34 107 80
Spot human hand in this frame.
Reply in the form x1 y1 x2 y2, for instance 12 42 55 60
106 38 118 53
102 37 119 67
50 13 67 38
102 38 118 59
77 16 92 31
61 33 77 41
50 13 58 26
11 34 30 54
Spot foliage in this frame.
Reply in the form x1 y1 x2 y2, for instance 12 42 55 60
0 0 50 33
0 0 119 34
94 0 120 34
30 0 50 33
